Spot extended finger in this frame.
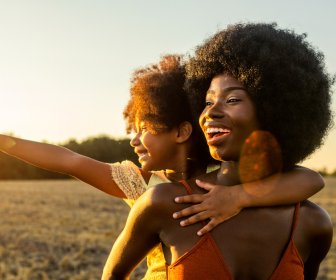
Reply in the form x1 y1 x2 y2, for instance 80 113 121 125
173 204 207 219
178 211 211 226
197 212 241 235
197 219 219 236
195 179 216 191
174 193 205 203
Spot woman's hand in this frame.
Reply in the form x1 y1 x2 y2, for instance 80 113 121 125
173 179 244 236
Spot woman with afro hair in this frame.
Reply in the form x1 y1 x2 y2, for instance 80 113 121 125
106 23 333 279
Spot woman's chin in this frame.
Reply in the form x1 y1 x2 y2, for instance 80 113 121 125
209 149 223 162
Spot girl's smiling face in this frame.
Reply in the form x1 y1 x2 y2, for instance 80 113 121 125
129 119 181 172
199 74 260 162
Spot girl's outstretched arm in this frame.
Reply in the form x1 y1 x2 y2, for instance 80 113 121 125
0 134 126 197
173 166 324 235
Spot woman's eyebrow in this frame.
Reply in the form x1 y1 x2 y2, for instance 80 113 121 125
222 86 246 92
206 86 246 95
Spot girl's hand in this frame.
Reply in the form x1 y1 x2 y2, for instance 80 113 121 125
173 179 243 236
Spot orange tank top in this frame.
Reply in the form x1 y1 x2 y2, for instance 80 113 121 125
166 181 304 280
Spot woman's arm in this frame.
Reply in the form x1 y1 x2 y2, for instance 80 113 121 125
0 134 126 197
301 202 333 280
102 188 162 279
304 229 332 280
173 166 324 235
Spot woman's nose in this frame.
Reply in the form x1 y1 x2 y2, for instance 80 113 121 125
204 102 224 119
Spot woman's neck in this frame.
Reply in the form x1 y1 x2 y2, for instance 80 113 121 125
216 161 241 186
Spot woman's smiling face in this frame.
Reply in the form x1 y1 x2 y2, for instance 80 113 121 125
199 74 260 162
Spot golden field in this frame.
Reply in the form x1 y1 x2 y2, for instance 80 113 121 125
0 178 335 280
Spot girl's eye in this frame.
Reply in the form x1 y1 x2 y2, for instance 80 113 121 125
205 101 213 107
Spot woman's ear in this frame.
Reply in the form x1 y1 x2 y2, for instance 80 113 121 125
176 121 193 143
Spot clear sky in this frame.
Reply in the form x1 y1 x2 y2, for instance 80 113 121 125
0 0 335 172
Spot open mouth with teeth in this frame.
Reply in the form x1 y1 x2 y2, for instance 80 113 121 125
206 127 230 139
134 149 149 163
138 152 148 160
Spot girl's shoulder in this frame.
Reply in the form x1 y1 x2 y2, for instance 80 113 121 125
110 160 170 200
109 160 147 200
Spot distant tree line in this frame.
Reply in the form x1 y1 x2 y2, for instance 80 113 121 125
1 134 335 179
317 167 336 177
0 135 138 180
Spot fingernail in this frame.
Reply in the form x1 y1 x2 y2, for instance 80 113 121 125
180 221 186 226
173 213 178 218
174 197 180 202
197 231 203 236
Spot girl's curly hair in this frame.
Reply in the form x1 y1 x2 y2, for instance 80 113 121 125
124 54 211 163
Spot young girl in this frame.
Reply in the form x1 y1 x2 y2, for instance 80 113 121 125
0 54 325 280
105 23 333 279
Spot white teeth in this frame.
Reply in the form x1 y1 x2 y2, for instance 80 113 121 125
206 127 229 133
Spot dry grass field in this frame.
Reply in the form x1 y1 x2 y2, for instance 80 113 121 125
0 178 335 280
0 180 138 280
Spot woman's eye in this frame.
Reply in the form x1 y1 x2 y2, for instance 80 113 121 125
205 101 213 107
227 98 241 103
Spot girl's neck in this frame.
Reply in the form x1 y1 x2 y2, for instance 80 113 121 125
164 169 188 181
165 158 206 182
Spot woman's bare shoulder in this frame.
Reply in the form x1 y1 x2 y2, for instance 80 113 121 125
143 182 189 206
299 200 333 236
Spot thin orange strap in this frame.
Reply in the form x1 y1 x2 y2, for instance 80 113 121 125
290 203 300 238
179 180 193 195
179 180 209 228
